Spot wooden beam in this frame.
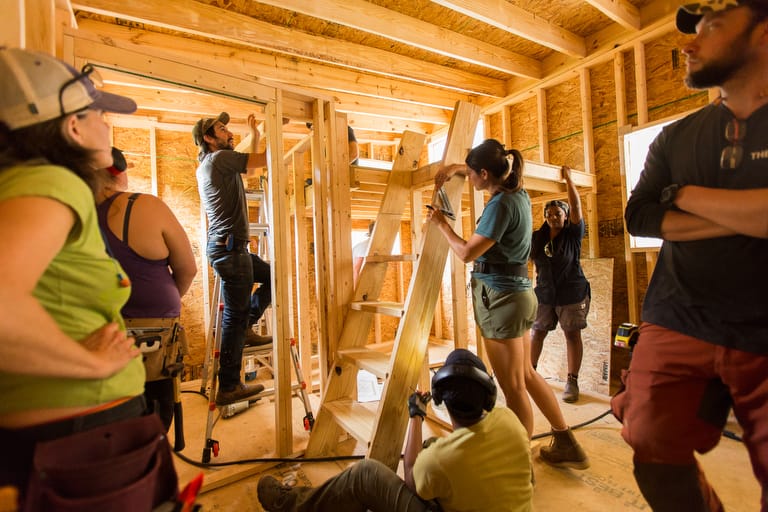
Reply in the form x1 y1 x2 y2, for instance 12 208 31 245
66 28 316 121
25 0 56 54
301 87 453 125
431 0 586 57
71 0 507 97
252 0 541 78
2 1 23 48
584 0 641 30
484 7 677 115
75 19 482 109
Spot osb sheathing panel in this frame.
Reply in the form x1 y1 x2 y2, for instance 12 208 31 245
535 258 613 396
508 0 616 38
590 61 616 128
487 112 503 143
645 32 709 121
546 78 584 169
211 0 517 79
508 97 539 163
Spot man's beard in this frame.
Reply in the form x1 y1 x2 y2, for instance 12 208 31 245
685 54 749 89
685 27 752 89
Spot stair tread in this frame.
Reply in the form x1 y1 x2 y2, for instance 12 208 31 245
338 348 390 378
349 301 404 317
324 399 377 445
364 254 416 263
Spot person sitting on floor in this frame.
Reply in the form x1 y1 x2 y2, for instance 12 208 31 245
257 348 533 512
95 147 197 431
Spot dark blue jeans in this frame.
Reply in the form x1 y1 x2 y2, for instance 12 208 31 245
208 243 272 390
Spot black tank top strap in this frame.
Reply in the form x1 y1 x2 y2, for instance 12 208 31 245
122 193 142 245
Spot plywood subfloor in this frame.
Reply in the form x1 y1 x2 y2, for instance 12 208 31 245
170 377 759 511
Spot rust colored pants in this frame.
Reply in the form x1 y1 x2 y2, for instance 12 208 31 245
611 323 768 511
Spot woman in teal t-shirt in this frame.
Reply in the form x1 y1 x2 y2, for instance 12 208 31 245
0 48 145 500
428 139 588 470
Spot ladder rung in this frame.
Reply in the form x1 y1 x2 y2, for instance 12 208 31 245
364 254 416 263
338 348 390 379
245 189 265 201
250 223 269 234
323 399 377 446
349 301 404 317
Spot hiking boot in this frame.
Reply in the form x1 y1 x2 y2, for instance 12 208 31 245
244 328 272 347
257 475 310 512
539 428 590 470
562 374 579 403
215 381 265 406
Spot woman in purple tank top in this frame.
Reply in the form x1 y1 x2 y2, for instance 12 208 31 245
95 149 196 429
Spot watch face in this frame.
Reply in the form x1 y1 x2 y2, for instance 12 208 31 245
661 184 679 205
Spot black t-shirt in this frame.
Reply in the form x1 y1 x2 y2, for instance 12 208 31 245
196 150 250 241
531 219 589 305
626 102 768 354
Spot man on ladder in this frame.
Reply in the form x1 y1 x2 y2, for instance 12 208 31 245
193 111 272 406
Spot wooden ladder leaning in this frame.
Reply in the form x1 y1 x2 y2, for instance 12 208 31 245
305 101 481 469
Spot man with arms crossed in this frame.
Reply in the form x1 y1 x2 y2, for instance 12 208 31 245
612 1 768 509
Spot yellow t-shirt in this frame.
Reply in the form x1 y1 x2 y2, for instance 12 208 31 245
414 407 533 512
0 163 145 414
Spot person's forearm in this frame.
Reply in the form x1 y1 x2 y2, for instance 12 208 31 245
403 417 423 493
660 209 738 241
564 168 583 224
437 222 473 262
173 269 196 297
675 186 768 238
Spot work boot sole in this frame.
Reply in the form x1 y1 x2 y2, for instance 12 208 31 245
562 393 579 403
539 453 591 470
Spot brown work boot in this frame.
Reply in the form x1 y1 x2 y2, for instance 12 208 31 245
244 327 273 347
539 428 590 470
562 374 579 403
215 381 265 406
257 475 310 512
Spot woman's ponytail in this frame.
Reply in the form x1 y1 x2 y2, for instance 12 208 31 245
502 148 524 192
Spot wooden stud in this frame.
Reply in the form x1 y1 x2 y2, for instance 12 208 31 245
265 95 294 456
634 41 649 125
537 88 550 163
292 152 314 388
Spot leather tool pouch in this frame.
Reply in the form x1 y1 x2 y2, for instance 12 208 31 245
23 414 178 512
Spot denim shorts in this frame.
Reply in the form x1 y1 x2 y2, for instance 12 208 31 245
532 295 590 332
471 278 537 339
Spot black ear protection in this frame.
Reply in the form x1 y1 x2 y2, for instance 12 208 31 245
107 146 127 175
544 199 569 220
431 363 497 412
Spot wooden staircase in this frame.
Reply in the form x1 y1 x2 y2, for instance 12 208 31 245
305 101 481 469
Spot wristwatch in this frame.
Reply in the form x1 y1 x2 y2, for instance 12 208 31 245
660 184 681 206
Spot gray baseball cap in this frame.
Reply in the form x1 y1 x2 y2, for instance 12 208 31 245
192 112 230 146
0 47 137 131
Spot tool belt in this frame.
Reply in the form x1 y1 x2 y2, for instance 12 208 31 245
125 318 188 382
211 233 250 251
472 261 528 278
23 413 178 512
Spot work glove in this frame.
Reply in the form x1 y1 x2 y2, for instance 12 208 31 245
408 391 432 420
